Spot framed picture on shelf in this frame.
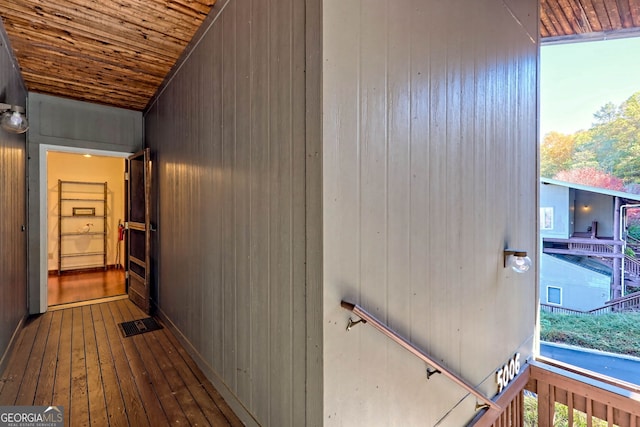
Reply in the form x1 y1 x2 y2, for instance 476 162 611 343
72 207 95 216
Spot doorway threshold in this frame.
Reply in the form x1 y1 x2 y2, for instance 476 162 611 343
48 294 128 311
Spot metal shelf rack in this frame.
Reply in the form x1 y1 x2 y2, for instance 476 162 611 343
58 180 108 274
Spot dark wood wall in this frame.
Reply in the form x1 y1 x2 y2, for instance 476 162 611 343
0 23 27 367
144 0 319 425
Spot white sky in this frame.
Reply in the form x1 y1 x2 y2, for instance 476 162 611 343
540 36 640 139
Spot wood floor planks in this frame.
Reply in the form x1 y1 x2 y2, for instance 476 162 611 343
83 306 108 426
52 309 73 419
34 310 62 404
0 315 41 405
15 312 51 405
158 317 240 426
0 299 242 427
91 304 128 427
70 307 89 426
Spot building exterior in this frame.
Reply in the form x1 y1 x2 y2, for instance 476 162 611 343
540 178 640 311
3 0 538 425
540 253 611 311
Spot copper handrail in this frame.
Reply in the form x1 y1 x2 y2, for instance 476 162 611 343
340 300 500 411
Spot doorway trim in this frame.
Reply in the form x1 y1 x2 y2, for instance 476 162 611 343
37 144 132 313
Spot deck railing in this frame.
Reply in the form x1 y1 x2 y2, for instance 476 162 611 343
471 359 640 426
568 241 614 253
526 359 640 427
624 253 640 278
540 304 592 316
599 251 640 279
604 291 640 312
540 290 640 315
542 237 623 258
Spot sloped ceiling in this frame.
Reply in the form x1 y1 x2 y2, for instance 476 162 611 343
0 0 216 111
0 0 637 111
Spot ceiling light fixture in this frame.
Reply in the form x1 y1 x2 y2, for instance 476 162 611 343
0 103 29 134
503 249 532 274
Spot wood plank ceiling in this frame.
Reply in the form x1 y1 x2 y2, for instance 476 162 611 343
0 0 216 111
541 0 640 39
0 0 637 111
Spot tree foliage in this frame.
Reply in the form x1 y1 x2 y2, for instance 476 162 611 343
554 167 625 191
543 91 640 189
540 132 575 177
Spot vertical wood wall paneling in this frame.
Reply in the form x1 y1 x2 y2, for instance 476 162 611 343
208 13 225 377
406 4 432 413
249 0 271 421
290 0 308 423
321 0 361 420
426 4 450 382
233 0 252 406
359 1 391 423
269 0 290 420
144 0 309 425
304 0 324 423
387 2 425 425
0 20 27 364
221 0 238 395
323 0 538 425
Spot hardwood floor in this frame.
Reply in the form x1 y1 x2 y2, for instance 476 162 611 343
0 299 243 427
48 269 126 306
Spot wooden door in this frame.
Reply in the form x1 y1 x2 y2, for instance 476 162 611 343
126 148 152 313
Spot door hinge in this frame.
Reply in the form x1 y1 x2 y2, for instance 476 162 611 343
125 271 129 279
124 222 129 229
124 171 129 180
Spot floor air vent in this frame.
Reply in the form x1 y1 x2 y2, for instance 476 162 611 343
119 317 163 338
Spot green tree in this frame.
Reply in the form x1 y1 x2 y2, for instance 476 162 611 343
610 93 640 182
573 102 624 175
541 91 640 186
593 101 619 124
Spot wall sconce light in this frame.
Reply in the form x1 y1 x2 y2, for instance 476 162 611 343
0 103 29 134
503 249 532 273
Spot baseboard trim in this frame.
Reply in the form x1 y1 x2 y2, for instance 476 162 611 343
154 306 258 427
0 315 27 376
48 265 124 275
48 294 128 311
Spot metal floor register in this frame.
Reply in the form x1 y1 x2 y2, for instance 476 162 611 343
119 317 163 337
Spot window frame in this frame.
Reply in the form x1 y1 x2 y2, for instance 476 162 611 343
546 285 562 305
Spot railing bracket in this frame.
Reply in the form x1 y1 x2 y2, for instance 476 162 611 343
426 366 441 379
346 317 366 331
475 402 490 411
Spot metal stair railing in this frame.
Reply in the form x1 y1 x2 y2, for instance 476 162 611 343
340 300 499 411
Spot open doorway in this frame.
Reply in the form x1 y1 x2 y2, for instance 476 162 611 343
46 151 126 306
538 37 640 387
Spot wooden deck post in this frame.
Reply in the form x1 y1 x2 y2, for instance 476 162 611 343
537 381 555 426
